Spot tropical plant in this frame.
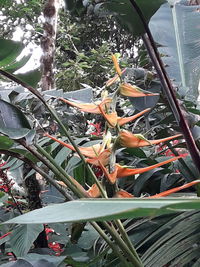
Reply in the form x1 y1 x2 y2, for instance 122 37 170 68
0 0 200 266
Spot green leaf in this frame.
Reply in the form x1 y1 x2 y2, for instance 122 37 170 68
141 211 200 266
150 1 200 100
0 128 31 139
21 253 66 267
0 136 14 149
4 199 200 225
133 168 163 196
15 69 42 88
103 0 165 37
9 224 44 257
0 99 32 139
5 54 31 73
0 39 24 68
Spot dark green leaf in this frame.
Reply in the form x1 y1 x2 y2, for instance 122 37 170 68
133 168 163 196
9 224 44 257
16 69 42 89
4 199 200 224
5 54 31 73
0 136 14 149
0 39 24 68
0 99 32 139
103 0 165 37
21 253 66 267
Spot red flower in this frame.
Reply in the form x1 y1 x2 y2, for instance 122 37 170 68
48 242 64 256
89 122 103 136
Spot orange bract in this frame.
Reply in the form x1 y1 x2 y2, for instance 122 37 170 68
87 184 101 198
112 54 122 76
98 156 182 184
116 156 182 178
86 149 111 166
98 103 150 128
45 133 111 166
59 97 112 114
119 130 182 148
148 180 200 198
115 190 134 198
120 83 159 98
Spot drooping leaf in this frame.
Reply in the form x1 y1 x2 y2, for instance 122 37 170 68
4 198 200 224
9 224 44 257
133 168 163 196
15 69 42 89
102 0 166 37
0 39 24 68
0 99 33 139
150 0 200 100
5 54 31 74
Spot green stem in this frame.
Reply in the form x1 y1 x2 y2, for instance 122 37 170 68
18 145 139 265
102 221 143 267
18 140 84 198
32 164 74 201
90 222 131 267
0 150 73 201
33 144 142 265
44 105 107 198
115 219 142 264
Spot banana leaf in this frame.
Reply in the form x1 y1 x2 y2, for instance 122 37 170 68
150 0 200 101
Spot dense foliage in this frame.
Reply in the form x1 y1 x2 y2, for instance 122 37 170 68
0 0 200 266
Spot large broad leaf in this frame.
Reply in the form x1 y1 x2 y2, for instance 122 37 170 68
150 0 200 101
0 99 33 139
6 54 31 74
0 39 24 68
4 199 200 224
102 0 166 37
141 210 200 266
16 69 42 89
9 224 44 257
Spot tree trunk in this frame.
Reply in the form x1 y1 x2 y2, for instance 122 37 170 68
41 0 60 91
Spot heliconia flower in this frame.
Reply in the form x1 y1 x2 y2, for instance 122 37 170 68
119 83 159 98
117 108 151 126
147 180 200 198
112 54 122 76
45 133 111 166
59 97 112 114
98 156 182 184
87 184 101 198
45 133 103 158
118 130 182 148
48 242 64 256
98 104 118 127
86 149 111 166
98 103 150 128
116 156 182 178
